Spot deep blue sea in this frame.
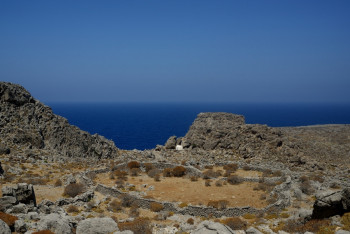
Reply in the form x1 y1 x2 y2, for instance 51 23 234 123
49 103 350 150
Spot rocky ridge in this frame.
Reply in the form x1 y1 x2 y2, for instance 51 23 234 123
0 82 118 159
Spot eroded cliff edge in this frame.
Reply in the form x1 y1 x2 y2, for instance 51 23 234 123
0 82 118 158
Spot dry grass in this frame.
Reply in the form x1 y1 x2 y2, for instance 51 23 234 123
96 172 267 208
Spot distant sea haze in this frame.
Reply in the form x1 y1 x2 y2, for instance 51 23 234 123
49 103 350 150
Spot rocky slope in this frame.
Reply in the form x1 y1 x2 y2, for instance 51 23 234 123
165 112 350 170
0 82 118 159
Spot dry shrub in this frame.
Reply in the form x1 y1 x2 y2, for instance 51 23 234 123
154 174 160 182
129 205 140 217
187 218 194 225
282 219 335 233
109 172 115 180
121 194 134 207
262 169 273 177
115 170 128 180
108 199 123 212
67 205 79 213
148 168 161 178
86 172 96 181
63 183 85 198
215 180 223 187
203 169 222 179
205 179 211 187
222 217 247 230
300 180 314 195
144 163 154 172
172 166 186 177
118 217 152 234
242 165 252 171
130 168 141 176
204 165 214 169
227 175 243 185
178 202 188 208
342 212 350 230
190 176 198 182
54 179 62 187
115 179 125 188
223 163 238 174
300 175 309 182
207 200 228 210
127 161 140 169
33 231 55 234
150 202 164 212
242 213 256 219
163 168 173 177
0 211 18 228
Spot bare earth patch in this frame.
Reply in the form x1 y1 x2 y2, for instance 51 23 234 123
96 173 267 208
34 186 64 203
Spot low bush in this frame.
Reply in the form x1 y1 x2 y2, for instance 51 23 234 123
108 199 123 212
342 212 350 230
150 202 164 212
120 194 134 207
172 166 186 177
127 161 140 169
115 179 125 188
215 180 223 187
63 183 85 198
205 179 211 186
130 168 141 176
67 205 79 213
118 217 152 234
144 163 154 172
203 169 222 179
223 163 238 174
222 217 247 230
227 175 243 185
0 211 18 228
190 176 198 182
187 218 194 225
162 168 172 177
148 168 161 178
114 170 128 181
54 179 62 187
242 165 252 171
300 180 314 195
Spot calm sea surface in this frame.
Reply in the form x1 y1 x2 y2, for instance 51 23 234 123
49 103 350 150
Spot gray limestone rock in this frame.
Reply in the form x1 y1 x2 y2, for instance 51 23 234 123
0 196 17 211
165 136 177 149
336 230 350 234
37 213 72 234
246 227 263 234
191 220 235 234
0 82 118 159
0 219 11 234
11 203 28 214
15 219 27 233
2 183 36 207
76 217 119 234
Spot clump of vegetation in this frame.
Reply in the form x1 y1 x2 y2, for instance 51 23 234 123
242 165 252 171
144 163 154 172
215 180 223 187
187 218 194 225
205 179 211 186
114 170 128 181
223 163 238 175
118 217 152 234
190 176 198 182
0 211 18 228
120 194 134 207
150 202 164 212
178 202 188 208
242 213 256 219
227 175 243 185
67 205 79 213
282 219 336 233
148 168 161 178
222 217 247 230
154 174 161 182
300 180 314 195
54 179 62 187
203 169 222 179
127 161 140 169
130 168 141 176
108 199 123 212
163 168 173 177
342 212 350 230
63 183 85 198
207 200 229 210
172 166 186 177
129 204 140 217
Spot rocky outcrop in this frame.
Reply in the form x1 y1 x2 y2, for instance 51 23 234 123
0 82 118 158
312 188 350 219
76 218 119 234
0 220 11 234
179 112 283 159
1 183 36 208
192 220 235 234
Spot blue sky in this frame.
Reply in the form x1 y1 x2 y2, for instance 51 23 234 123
1 0 349 103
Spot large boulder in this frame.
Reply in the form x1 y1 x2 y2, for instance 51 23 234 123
2 183 36 207
0 196 17 211
76 217 119 234
312 188 350 219
165 136 177 149
192 220 235 234
37 213 72 234
0 219 11 234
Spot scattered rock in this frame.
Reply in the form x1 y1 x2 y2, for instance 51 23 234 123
246 227 263 234
1 183 36 207
14 219 27 233
165 136 177 149
192 220 235 234
37 213 72 234
76 217 119 234
0 219 11 234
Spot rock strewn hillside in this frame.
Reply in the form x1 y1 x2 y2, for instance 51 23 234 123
0 82 118 159
177 112 350 167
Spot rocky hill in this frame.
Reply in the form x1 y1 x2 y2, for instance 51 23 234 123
0 82 118 159
165 112 350 170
